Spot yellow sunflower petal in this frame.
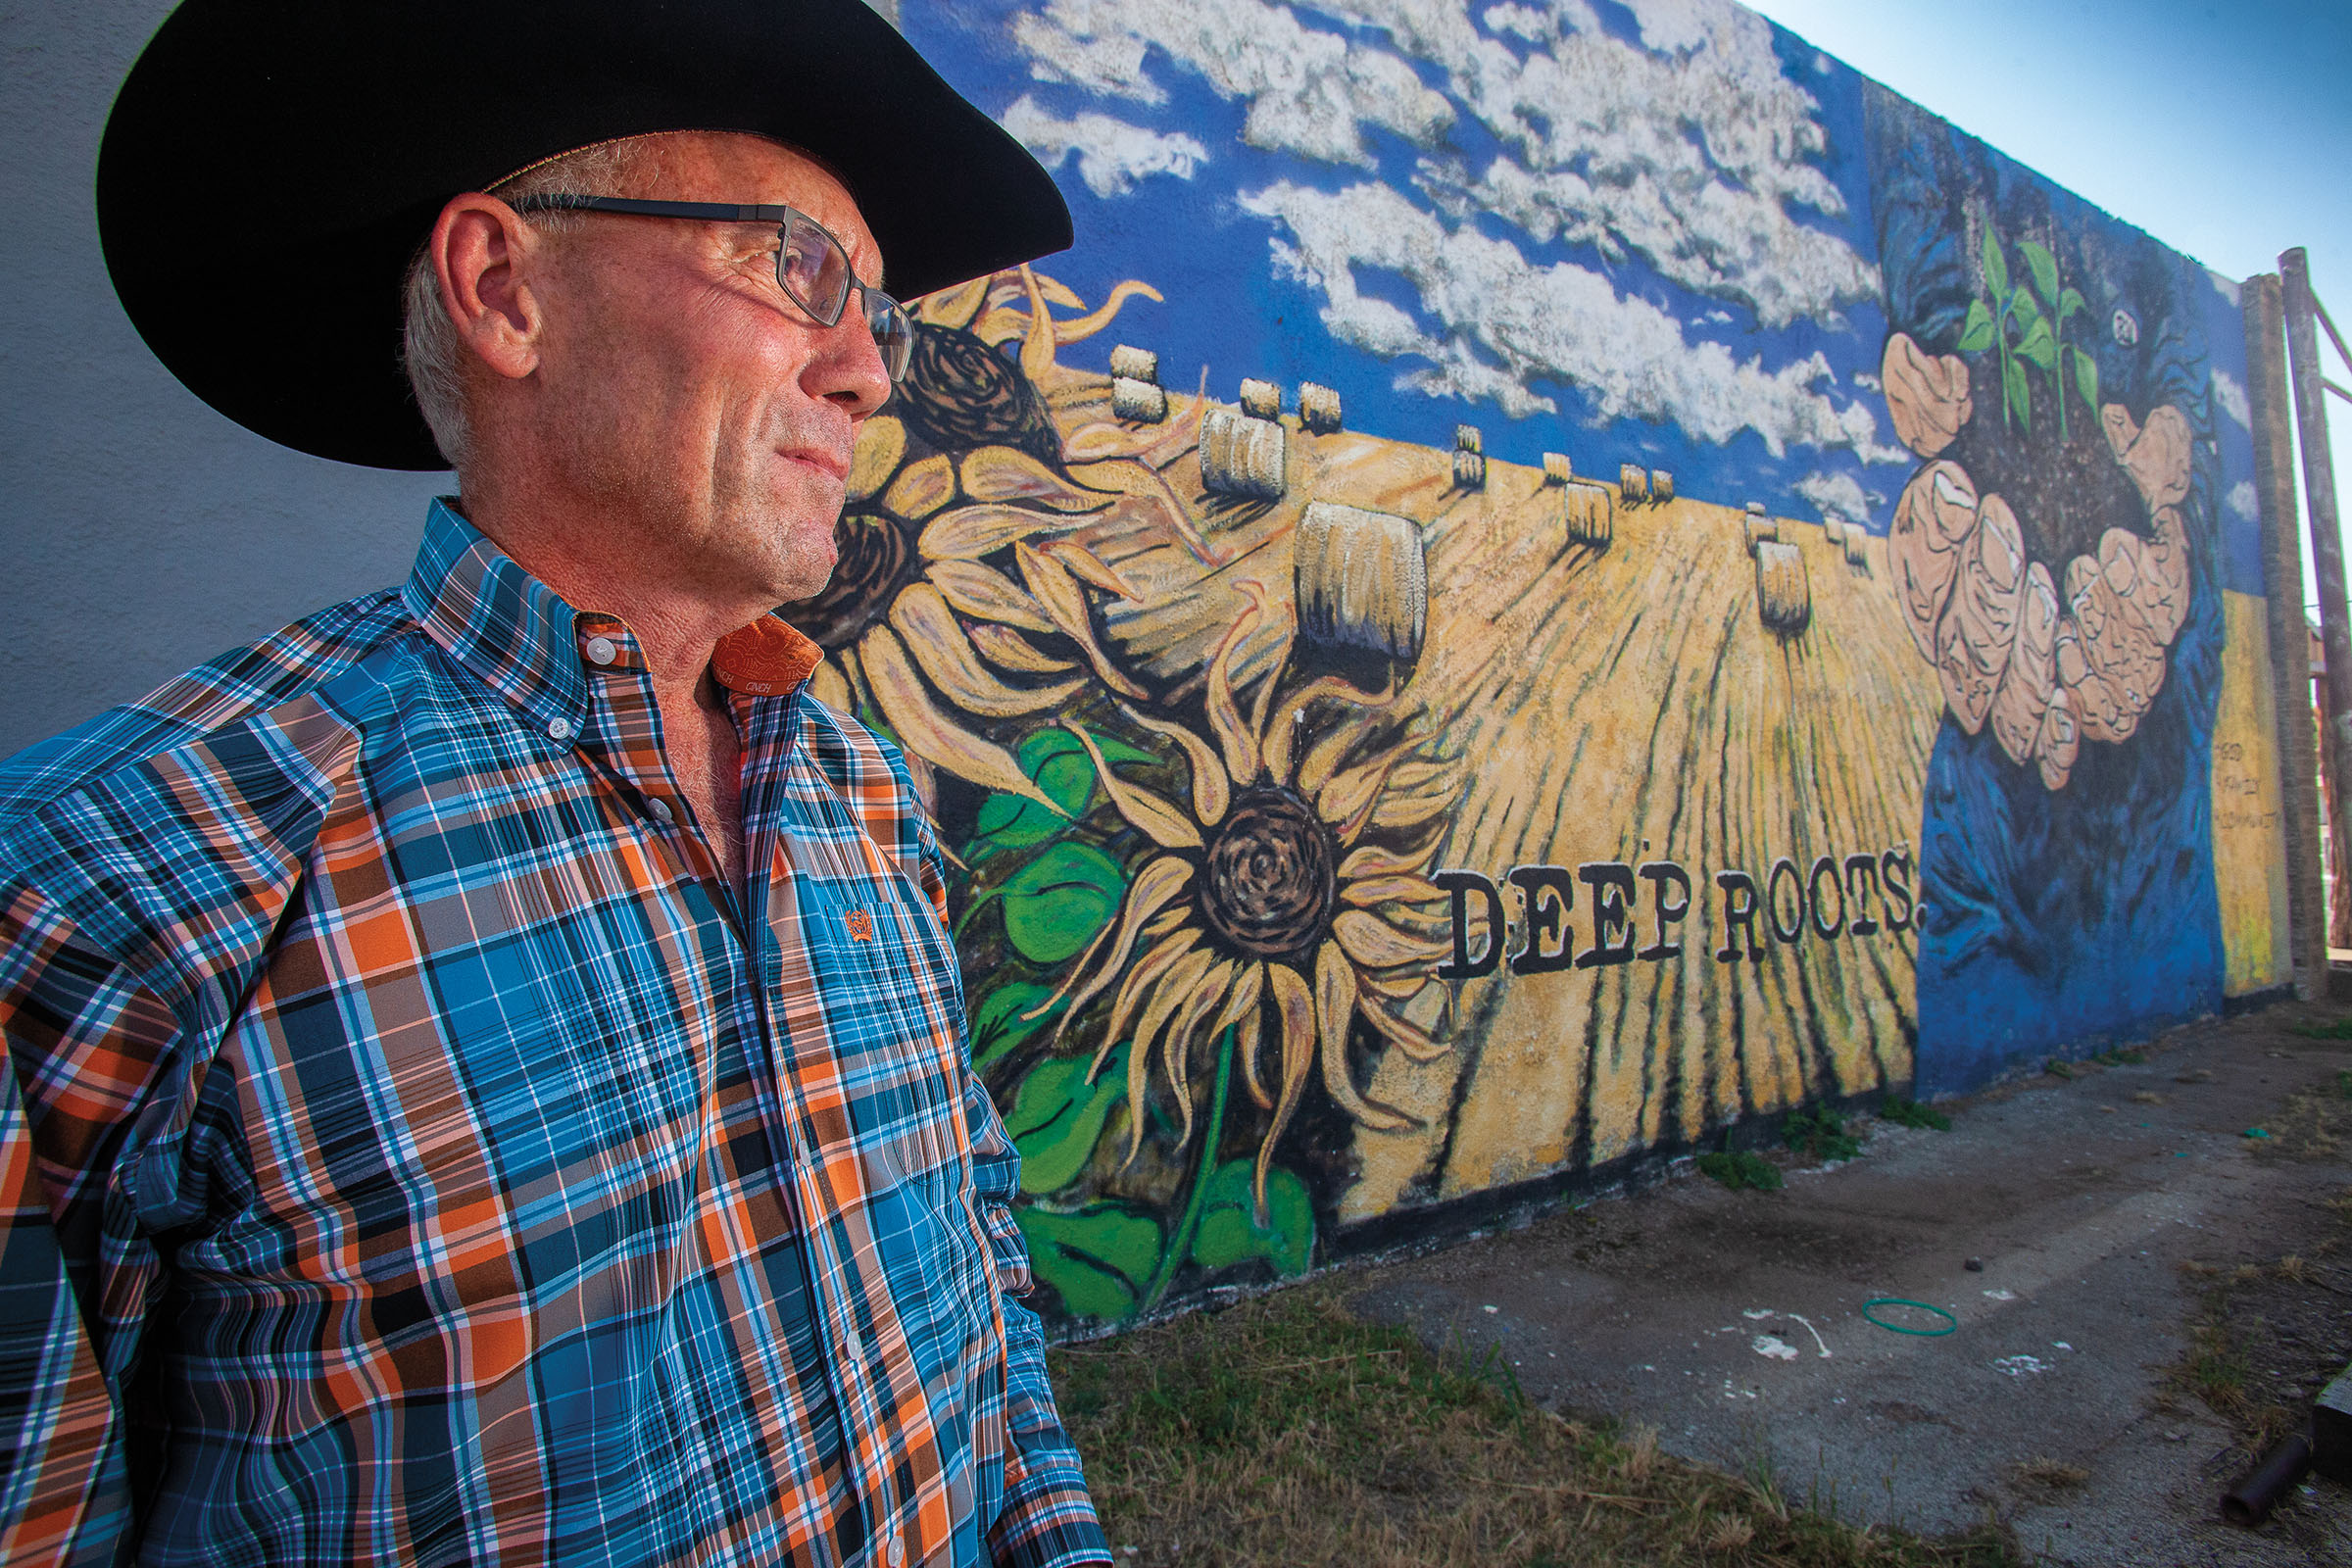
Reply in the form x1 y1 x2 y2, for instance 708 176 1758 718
920 503 1081 563
846 416 906 505
1340 836 1445 881
1098 926 1200 1076
1207 583 1267 787
1356 966 1431 1002
1033 272 1087 310
960 447 1115 513
1357 994 1448 1062
1051 279 1164 345
1143 904 1191 940
1264 673 1396 789
1367 783 1462 833
1259 962 1318 1216
1020 267 1062 387
883 454 956 523
1331 908 1451 971
1120 704 1230 828
809 649 854 715
967 623 1078 675
1064 457 1211 561
1061 720 1200 849
1315 941 1412 1132
1322 740 1429 848
1017 543 1149 699
861 625 1063 812
916 273 991 328
925 558 1056 635
1038 854 1193 1036
1340 873 1448 908
1235 992 1271 1110
1158 953 1230 1153
888 584 1086 718
1045 541 1143 602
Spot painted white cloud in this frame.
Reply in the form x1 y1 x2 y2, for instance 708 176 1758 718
1000 95 1209 198
1004 0 1890 458
2212 367 2251 431
1011 0 1452 167
1245 179 1904 460
1796 468 1874 527
2209 270 2242 309
2228 478 2260 523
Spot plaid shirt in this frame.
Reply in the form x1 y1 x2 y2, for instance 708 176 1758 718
0 501 1106 1568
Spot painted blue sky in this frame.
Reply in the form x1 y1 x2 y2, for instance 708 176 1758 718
905 0 1919 536
904 0 2283 592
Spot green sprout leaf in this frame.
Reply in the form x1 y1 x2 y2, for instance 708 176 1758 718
1189 1160 1315 1278
2020 240 2060 309
1981 226 2009 295
1016 1202 1162 1321
2014 315 2057 371
2008 283 2042 326
970 981 1065 1070
2004 356 2031 429
2074 345 2100 413
998 841 1126 965
1956 299 1997 354
1005 1047 1129 1194
2058 286 2086 323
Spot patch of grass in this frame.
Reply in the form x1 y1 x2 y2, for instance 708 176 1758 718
1784 1105 1863 1162
1697 1150 1785 1192
2043 1058 2076 1080
2008 1456 2089 1501
2248 1078 2350 1162
2092 1047 2147 1066
1881 1097 1952 1131
2289 1016 2352 1040
1049 1286 2023 1566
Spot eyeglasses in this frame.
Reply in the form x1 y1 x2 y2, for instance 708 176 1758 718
507 195 914 382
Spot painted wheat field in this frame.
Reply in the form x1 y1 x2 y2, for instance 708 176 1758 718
1059 376 1944 1226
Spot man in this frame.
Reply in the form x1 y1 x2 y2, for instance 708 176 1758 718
0 2 1108 1564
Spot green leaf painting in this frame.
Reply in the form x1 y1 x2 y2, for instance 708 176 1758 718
963 725 1159 863
970 981 1064 1069
2073 345 2100 411
2003 355 2030 430
1189 1160 1315 1279
1956 299 1996 354
1017 1203 1163 1322
2020 239 2059 309
1981 226 2008 294
1005 1047 1129 1195
2014 315 2056 371
998 842 1125 964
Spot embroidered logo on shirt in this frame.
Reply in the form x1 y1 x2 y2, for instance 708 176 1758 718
845 909 876 943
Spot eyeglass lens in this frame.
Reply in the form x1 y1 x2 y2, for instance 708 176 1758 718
778 213 912 382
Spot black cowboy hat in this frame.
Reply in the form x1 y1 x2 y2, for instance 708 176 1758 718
98 0 1072 470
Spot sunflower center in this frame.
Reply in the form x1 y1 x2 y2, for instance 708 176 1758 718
1198 786 1339 964
778 512 918 649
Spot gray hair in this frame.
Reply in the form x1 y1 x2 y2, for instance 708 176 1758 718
400 137 660 471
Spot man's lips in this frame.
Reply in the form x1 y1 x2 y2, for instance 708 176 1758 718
778 447 850 482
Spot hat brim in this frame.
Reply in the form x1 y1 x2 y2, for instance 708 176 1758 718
98 0 1072 470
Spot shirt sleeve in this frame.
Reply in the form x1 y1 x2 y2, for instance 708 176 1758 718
911 825 1111 1568
0 882 174 1568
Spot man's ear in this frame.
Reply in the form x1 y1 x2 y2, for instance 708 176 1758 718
429 194 543 382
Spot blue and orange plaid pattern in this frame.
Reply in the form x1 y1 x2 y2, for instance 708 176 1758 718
0 501 1106 1567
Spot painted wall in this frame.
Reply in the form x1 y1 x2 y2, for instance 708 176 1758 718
0 0 2295 1336
855 0 2295 1327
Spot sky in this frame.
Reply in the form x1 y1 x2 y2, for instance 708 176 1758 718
1745 0 2352 623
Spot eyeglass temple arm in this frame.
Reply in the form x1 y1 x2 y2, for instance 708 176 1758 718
505 194 797 224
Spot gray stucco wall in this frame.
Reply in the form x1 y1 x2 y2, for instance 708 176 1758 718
0 0 448 762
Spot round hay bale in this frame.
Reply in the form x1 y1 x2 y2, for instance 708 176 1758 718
1619 463 1650 503
1108 344 1159 385
1649 468 1675 503
1239 377 1283 420
1451 448 1487 491
1295 502 1428 662
1824 518 1847 545
1298 382 1343 433
1200 408 1286 500
1565 481 1613 547
1543 452 1573 485
1756 540 1811 632
1455 423 1484 455
1842 525 1870 567
1744 515 1780 558
1109 376 1167 423
1745 500 1767 517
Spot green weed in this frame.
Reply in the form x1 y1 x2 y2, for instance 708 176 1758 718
1784 1104 1864 1162
1697 1150 1786 1191
1881 1097 1953 1131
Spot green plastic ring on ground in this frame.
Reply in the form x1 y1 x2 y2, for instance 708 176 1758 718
1862 1298 1959 1336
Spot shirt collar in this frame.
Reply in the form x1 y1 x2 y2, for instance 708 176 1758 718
403 499 826 735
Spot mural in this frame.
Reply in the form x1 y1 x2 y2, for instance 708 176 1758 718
788 0 2289 1327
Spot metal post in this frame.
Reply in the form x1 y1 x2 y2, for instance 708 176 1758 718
2281 248 2352 950
2245 274 2328 997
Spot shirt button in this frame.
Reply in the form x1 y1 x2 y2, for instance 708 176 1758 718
646 796 674 824
886 1536 905 1567
583 635 617 666
547 716 574 743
